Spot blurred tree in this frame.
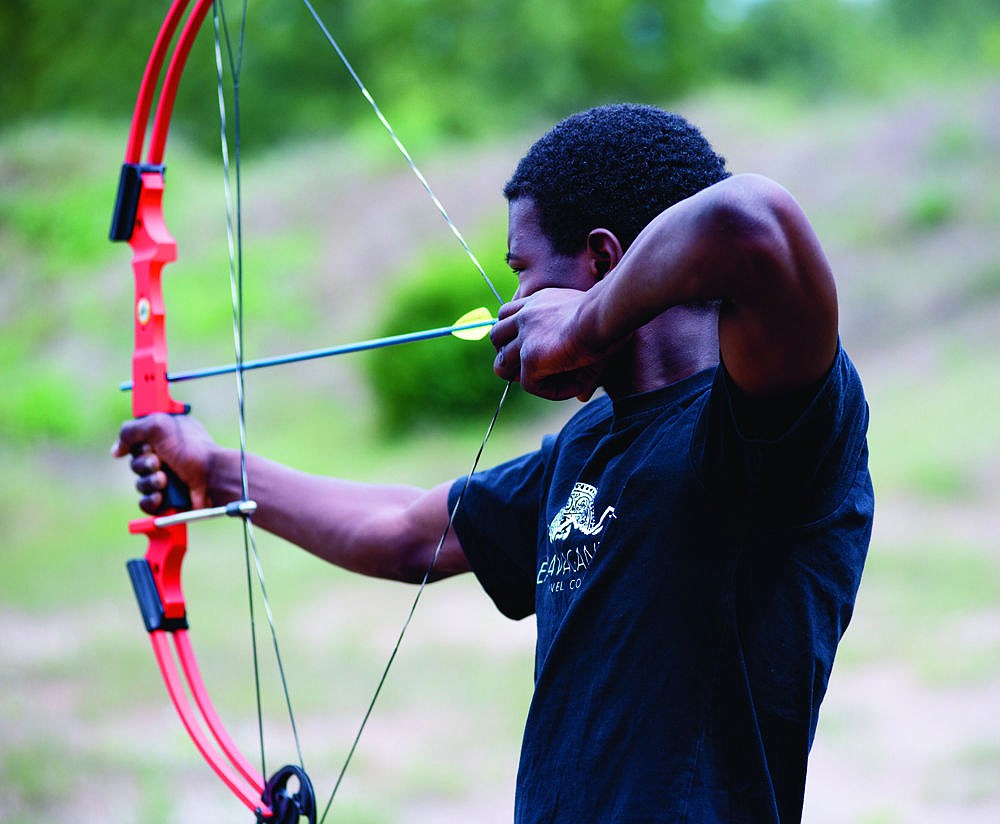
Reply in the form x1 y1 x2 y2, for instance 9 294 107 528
883 0 1000 36
0 0 722 149
2 1 993 147
716 0 880 94
881 0 1000 69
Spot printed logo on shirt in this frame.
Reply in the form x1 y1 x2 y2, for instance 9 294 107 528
539 483 616 594
547 482 616 542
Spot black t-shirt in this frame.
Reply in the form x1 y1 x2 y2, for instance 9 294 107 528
449 345 873 823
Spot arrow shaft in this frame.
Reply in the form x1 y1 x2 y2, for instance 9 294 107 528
120 318 496 391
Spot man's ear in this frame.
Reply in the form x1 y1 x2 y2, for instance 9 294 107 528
587 228 624 281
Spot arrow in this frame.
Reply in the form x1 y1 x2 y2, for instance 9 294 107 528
120 307 497 391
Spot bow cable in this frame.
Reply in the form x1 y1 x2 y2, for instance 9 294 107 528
214 0 307 789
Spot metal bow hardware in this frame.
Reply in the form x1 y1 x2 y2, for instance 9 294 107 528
111 1 509 820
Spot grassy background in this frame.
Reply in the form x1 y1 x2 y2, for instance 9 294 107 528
2 52 1000 824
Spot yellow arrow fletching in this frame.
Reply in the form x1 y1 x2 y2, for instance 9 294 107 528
451 306 496 341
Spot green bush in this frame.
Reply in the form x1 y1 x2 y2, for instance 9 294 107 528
363 238 535 435
905 184 958 231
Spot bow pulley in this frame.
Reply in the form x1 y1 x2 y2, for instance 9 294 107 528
258 765 317 824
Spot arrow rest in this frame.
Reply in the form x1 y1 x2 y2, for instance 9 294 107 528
258 765 316 824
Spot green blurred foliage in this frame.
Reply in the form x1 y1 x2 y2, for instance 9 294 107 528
716 0 1000 95
717 0 882 93
0 0 717 151
905 183 959 231
6 0 996 153
0 122 132 448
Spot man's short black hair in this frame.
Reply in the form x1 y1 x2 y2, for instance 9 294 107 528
504 104 731 256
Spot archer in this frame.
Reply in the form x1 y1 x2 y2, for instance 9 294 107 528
115 104 873 823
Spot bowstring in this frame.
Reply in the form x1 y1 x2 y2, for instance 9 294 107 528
213 0 307 785
294 4 514 820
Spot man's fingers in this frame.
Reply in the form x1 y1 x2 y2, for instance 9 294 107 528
522 366 600 403
114 414 168 456
139 491 164 516
114 411 215 514
493 341 522 382
136 470 167 496
496 299 524 321
128 447 161 478
489 316 517 352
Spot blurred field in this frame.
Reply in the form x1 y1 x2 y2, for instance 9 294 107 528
2 74 999 823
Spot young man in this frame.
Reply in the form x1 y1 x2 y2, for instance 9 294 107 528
115 104 873 822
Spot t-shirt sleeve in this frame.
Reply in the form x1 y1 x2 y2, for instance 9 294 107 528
693 343 870 527
448 444 550 620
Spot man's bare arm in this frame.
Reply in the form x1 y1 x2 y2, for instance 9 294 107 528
582 173 839 397
492 174 838 401
113 414 470 582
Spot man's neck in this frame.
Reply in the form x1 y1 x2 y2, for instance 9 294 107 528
602 305 720 399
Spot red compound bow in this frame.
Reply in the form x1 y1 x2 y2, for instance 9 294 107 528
110 1 314 820
110 2 509 821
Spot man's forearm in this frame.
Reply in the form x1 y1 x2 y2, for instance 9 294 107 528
206 449 463 581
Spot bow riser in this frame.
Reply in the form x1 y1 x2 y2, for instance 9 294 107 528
120 167 279 815
129 171 185 419
128 519 187 623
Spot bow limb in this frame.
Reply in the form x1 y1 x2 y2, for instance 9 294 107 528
112 2 313 821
